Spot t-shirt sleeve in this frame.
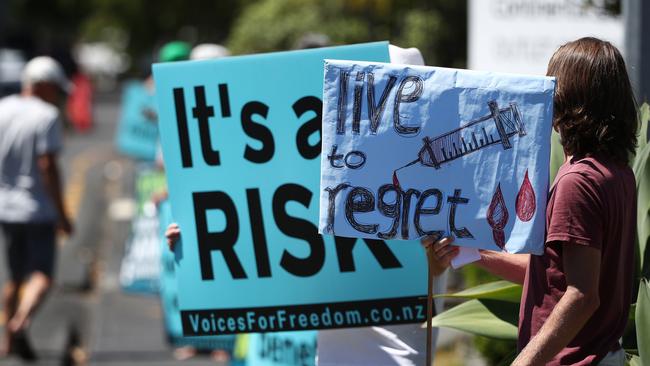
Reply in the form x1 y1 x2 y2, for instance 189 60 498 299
546 172 604 249
37 113 63 155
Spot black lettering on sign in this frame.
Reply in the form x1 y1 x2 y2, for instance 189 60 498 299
376 184 401 239
447 189 474 238
259 333 316 366
173 88 193 168
352 72 365 134
336 71 422 136
327 145 366 169
324 182 452 240
336 70 350 135
334 236 401 272
344 150 366 169
400 188 420 239
293 96 322 160
345 187 378 234
193 191 246 280
393 76 423 136
415 189 445 237
323 183 351 234
246 188 271 278
327 145 345 168
273 184 325 277
242 101 274 164
192 86 221 166
218 83 231 118
367 73 397 135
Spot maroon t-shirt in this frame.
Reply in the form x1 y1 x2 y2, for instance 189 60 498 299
518 156 636 365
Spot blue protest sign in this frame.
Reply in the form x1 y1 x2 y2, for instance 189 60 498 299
318 60 555 253
153 42 433 336
243 331 317 366
119 165 167 294
158 199 237 351
115 81 159 161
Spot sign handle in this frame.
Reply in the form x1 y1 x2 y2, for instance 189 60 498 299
426 245 435 366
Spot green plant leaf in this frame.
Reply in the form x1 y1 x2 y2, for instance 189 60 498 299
636 279 650 363
428 299 519 340
638 102 649 152
622 303 638 351
550 129 564 183
628 354 642 366
435 280 522 303
495 349 518 366
633 143 650 277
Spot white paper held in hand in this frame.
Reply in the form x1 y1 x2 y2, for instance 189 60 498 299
451 247 482 269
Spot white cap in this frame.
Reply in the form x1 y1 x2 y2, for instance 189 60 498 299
22 56 73 93
189 44 230 60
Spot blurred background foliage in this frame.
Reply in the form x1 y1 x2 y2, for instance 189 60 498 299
0 0 466 76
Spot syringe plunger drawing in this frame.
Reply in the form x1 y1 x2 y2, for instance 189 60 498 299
394 100 526 175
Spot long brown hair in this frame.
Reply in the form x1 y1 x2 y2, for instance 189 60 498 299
547 37 637 164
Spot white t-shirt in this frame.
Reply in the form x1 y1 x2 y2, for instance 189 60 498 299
317 45 448 366
0 94 62 223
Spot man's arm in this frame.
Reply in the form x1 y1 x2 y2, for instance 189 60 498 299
38 153 72 234
476 250 529 285
421 235 530 284
512 243 601 366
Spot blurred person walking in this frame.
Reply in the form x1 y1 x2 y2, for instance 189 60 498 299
0 56 73 360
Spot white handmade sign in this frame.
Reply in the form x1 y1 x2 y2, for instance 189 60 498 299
319 60 555 253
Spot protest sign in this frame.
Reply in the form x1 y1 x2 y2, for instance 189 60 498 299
243 331 317 366
158 199 237 351
153 42 433 336
115 81 159 161
119 165 167 294
319 60 555 253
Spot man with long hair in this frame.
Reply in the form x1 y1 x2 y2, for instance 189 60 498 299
424 37 637 365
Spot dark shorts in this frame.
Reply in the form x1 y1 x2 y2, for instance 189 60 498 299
1 222 56 281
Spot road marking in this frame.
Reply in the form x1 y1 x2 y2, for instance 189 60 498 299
60 145 112 248
107 197 136 221
64 146 111 222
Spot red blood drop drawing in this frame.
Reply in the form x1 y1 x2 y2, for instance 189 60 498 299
487 183 509 249
392 170 401 189
487 184 509 229
492 230 506 250
516 170 536 222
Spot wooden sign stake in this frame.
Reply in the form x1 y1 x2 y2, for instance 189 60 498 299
425 244 435 366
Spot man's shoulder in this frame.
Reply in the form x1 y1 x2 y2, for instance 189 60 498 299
554 156 634 201
26 96 59 120
0 95 58 118
0 94 19 109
